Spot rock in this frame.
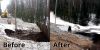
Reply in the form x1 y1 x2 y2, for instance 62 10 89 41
5 29 15 36
68 26 71 32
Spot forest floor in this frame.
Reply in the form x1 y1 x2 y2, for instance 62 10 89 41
50 32 93 50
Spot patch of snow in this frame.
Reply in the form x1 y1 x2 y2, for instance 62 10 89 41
50 11 75 26
0 23 15 31
16 18 24 23
0 23 15 35
17 22 41 32
88 13 96 26
90 30 100 33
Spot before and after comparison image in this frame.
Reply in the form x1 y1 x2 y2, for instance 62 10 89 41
0 0 100 50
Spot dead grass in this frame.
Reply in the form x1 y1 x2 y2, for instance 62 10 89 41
50 32 93 50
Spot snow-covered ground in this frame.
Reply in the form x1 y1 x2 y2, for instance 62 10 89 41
0 35 50 50
0 17 41 35
50 11 100 34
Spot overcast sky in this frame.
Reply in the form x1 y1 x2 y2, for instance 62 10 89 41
1 0 11 12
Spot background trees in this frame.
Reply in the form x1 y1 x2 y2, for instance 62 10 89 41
7 0 49 24
50 0 100 26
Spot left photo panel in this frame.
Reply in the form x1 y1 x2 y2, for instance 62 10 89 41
0 0 50 50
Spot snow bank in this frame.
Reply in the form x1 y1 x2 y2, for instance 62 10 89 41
0 23 15 31
50 12 75 26
50 11 100 34
50 11 81 32
0 17 41 33
16 19 41 32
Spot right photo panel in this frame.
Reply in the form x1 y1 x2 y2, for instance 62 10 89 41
50 0 100 50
